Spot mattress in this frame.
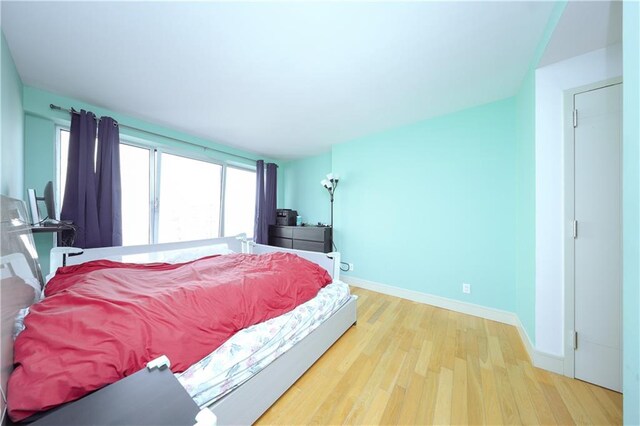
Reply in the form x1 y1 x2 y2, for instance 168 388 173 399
177 280 352 407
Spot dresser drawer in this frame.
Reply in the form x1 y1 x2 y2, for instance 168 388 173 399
292 226 329 242
293 239 327 253
270 226 293 239
269 237 293 249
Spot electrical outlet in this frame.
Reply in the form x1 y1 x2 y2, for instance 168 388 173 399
348 263 354 272
462 283 471 294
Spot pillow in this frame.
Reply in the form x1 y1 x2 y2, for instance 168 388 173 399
117 244 235 264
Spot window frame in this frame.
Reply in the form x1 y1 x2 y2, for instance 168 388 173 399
223 163 259 238
55 126 257 245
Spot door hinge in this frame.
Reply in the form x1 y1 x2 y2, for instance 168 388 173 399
573 109 578 128
574 331 578 350
573 220 578 239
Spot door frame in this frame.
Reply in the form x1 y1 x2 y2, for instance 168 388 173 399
563 77 623 378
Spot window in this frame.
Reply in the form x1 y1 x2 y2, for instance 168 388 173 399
119 144 151 246
224 166 257 238
157 153 222 243
59 130 152 246
57 128 256 246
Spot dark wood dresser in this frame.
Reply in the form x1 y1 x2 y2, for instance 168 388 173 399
268 225 331 253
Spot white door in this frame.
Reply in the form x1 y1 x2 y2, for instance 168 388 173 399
573 83 622 392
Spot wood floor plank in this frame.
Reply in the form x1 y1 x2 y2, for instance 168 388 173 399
396 329 423 389
256 288 622 425
493 365 522 425
325 354 378 425
534 367 576 426
357 388 389 426
395 372 425 424
378 385 406 425
540 381 577 425
506 362 539 425
588 384 623 422
480 359 504 425
569 380 616 425
414 369 439 425
488 335 506 369
367 300 390 324
467 352 486 425
432 367 454 425
451 357 468 424
414 339 433 377
520 360 556 425
552 374 594 425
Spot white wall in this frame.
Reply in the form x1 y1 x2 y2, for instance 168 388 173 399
535 43 622 356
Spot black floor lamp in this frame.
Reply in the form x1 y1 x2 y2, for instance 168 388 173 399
321 173 339 250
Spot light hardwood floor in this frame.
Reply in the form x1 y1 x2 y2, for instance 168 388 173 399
257 287 622 425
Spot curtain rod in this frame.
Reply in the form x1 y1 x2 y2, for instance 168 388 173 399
49 103 259 163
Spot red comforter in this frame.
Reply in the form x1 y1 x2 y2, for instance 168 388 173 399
8 252 331 421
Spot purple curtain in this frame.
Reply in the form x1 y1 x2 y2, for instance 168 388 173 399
254 160 267 243
60 110 100 248
254 161 277 244
265 162 277 228
96 117 122 246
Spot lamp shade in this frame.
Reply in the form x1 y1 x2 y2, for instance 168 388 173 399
326 173 339 181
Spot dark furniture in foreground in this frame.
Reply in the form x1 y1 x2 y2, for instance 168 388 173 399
269 225 331 253
31 366 200 425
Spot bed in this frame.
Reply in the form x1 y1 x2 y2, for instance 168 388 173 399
0 195 357 425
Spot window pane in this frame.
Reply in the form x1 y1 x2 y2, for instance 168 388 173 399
120 144 150 246
224 167 256 238
158 153 222 243
59 129 70 207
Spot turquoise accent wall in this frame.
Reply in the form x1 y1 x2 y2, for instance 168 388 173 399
332 98 517 311
514 69 536 342
1 31 24 198
23 114 55 275
22 86 284 274
282 151 332 225
623 1 640 423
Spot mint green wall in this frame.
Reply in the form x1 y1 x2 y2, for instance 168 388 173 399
22 86 284 273
1 31 24 198
515 69 536 341
282 151 332 225
332 98 517 311
23 114 55 274
623 1 640 423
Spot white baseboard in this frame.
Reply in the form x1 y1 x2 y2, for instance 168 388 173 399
344 275 565 375
512 316 565 374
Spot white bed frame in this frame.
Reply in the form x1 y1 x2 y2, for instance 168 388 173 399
49 236 357 425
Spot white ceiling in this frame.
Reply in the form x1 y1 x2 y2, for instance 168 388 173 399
539 1 622 68
2 1 557 160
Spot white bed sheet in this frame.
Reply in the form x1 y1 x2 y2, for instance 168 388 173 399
177 280 352 407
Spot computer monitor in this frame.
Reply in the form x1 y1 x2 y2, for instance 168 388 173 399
27 189 39 225
26 181 57 225
43 181 56 221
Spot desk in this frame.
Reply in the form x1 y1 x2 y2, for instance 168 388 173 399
30 224 70 234
30 223 76 247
